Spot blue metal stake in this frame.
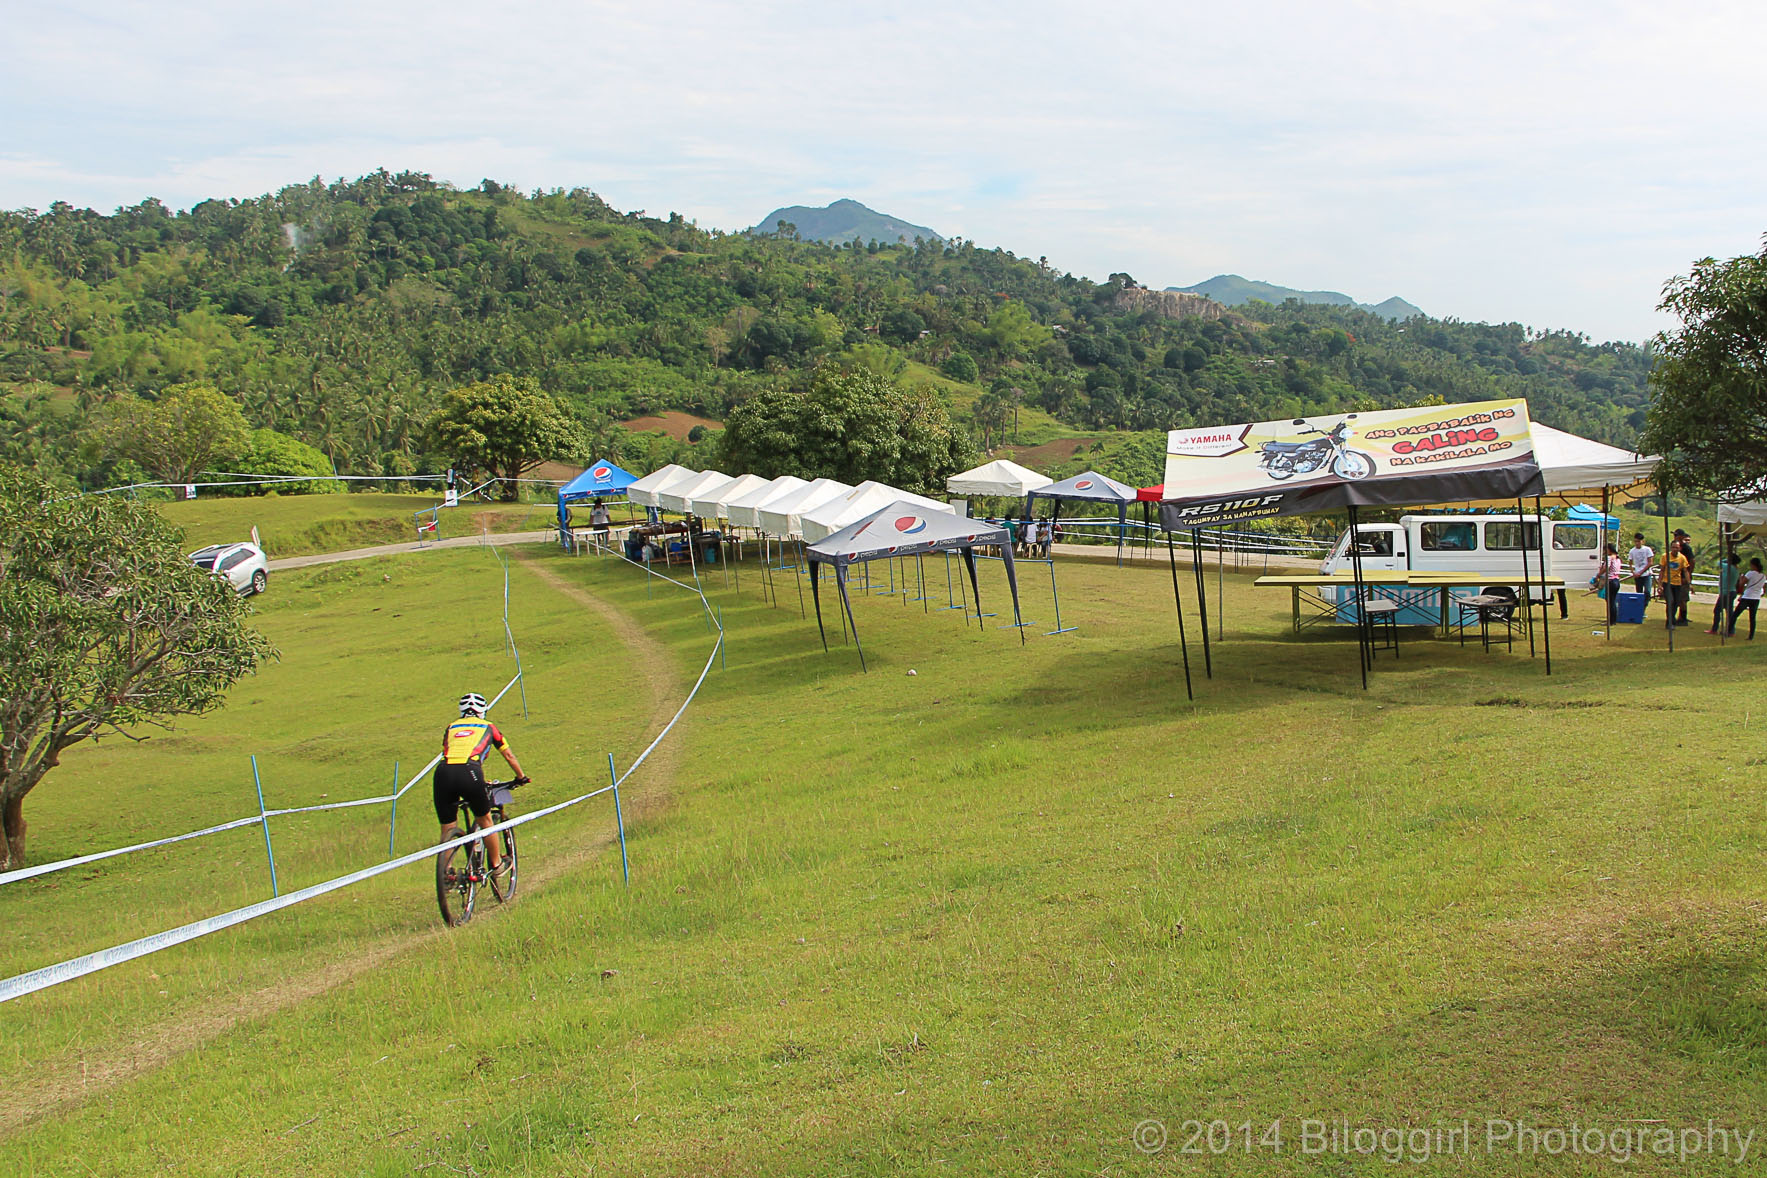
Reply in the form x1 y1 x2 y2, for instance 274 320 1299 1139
251 755 279 897
609 753 630 886
387 760 399 857
1047 559 1078 636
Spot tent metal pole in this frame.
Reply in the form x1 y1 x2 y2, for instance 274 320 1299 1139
1536 494 1552 675
1191 528 1213 678
794 540 806 619
839 567 866 671
1218 532 1225 641
1348 505 1369 690
1662 479 1675 651
1516 497 1535 656
1602 485 1612 642
810 560 828 652
1166 530 1194 701
918 554 929 613
938 550 962 611
1047 559 1076 636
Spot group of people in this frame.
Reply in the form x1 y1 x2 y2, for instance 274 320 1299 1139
1013 517 1060 559
1597 530 1763 638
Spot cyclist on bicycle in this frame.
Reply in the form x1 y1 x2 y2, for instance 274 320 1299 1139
434 692 526 878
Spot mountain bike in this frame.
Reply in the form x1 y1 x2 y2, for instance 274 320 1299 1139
436 777 527 927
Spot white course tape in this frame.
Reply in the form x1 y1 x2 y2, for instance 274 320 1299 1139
0 553 722 1002
0 783 615 1004
0 675 512 889
0 815 268 885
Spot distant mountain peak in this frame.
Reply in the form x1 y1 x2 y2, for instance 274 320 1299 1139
748 199 940 246
1169 274 1422 321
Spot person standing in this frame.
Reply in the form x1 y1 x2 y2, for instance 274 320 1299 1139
1601 543 1624 627
1707 549 1740 634
1671 530 1696 625
1731 557 1764 639
1660 542 1691 628
1627 532 1655 603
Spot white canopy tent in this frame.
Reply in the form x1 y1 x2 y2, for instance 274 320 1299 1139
726 475 808 530
800 484 952 543
690 473 767 520
1444 424 1658 508
625 464 698 509
1719 500 1767 544
946 459 1053 498
657 469 733 514
757 478 852 539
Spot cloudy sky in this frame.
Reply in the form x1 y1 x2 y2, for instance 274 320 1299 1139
8 0 1765 342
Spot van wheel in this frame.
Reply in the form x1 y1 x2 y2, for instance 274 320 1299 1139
250 569 267 595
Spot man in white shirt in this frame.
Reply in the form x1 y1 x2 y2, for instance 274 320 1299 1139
1022 518 1039 557
1627 533 1655 598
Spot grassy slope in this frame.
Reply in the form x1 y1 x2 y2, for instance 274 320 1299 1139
155 492 559 558
7 537 1767 1174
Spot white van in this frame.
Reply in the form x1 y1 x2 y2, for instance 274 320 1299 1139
1320 514 1603 621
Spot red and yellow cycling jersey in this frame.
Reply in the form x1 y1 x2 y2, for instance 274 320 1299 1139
442 719 509 765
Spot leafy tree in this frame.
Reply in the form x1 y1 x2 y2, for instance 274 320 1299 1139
879 309 926 346
426 375 586 500
223 428 342 495
974 390 1010 451
87 382 251 484
941 351 979 382
1641 241 1767 499
717 367 976 494
0 464 273 868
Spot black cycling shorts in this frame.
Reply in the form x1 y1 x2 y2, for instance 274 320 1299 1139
433 761 492 825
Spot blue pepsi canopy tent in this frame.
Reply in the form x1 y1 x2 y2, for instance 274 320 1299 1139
1026 470 1140 559
557 459 638 534
805 502 1024 671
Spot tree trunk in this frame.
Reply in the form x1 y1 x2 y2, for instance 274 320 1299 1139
1 794 25 872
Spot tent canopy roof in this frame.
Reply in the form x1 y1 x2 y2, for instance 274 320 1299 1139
1029 470 1139 503
801 484 950 543
946 459 1053 497
725 475 808 528
625 464 698 508
559 459 638 502
806 501 1008 566
692 472 771 519
756 477 852 538
657 469 732 513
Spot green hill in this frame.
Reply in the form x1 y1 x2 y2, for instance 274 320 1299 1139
1173 274 1425 321
749 197 941 245
1 170 1650 491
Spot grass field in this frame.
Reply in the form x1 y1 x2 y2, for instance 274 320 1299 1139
5 527 1766 1174
156 492 560 558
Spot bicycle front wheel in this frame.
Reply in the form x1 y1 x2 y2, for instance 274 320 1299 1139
436 841 479 927
489 821 517 903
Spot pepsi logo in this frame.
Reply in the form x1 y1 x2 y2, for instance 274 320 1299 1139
894 516 927 535
593 465 611 479
1075 479 1094 490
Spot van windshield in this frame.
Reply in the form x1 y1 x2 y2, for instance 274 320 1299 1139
1347 531 1394 557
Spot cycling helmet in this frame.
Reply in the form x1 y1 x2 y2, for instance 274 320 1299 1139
458 693 488 718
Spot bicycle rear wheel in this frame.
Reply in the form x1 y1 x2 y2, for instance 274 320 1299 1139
436 839 479 927
489 817 517 903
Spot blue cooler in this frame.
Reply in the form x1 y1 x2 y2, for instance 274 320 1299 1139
1614 591 1647 624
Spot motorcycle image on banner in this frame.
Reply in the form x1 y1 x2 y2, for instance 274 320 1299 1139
1258 417 1377 482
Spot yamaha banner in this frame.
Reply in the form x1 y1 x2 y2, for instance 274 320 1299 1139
1159 399 1544 530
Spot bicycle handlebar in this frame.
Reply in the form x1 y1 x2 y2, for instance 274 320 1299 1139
487 776 530 789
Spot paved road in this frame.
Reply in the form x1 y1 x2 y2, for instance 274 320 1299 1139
267 530 558 572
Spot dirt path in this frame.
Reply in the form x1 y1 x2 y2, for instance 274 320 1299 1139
267 530 558 572
7 549 688 1129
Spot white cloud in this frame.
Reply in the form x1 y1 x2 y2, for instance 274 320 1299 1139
4 0 1766 339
